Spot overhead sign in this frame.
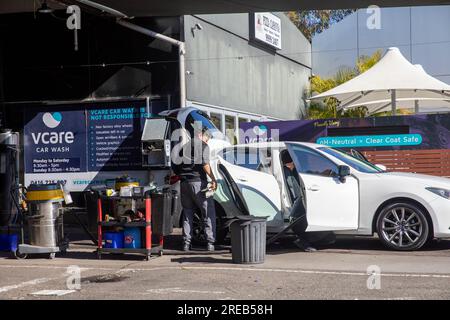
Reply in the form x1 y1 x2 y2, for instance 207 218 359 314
252 12 282 50
24 100 168 192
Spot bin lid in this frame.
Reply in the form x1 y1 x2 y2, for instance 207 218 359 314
233 215 268 222
227 215 268 226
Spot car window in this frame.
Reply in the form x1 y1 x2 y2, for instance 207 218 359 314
319 147 383 173
289 145 338 177
221 148 271 173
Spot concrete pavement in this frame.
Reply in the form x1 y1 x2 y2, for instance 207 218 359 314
0 233 449 300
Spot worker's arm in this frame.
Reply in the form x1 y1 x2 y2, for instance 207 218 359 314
203 163 217 191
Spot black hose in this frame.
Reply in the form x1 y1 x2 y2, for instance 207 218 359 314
266 214 307 245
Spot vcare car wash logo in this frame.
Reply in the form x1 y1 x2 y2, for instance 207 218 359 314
31 112 74 147
42 112 62 129
253 124 268 135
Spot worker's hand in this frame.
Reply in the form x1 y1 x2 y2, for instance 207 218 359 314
210 180 217 191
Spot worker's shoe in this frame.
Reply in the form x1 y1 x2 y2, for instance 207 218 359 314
182 242 191 252
206 243 215 252
293 238 317 252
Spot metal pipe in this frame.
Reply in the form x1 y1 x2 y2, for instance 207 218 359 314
369 102 391 115
338 90 373 110
414 99 419 114
71 0 128 18
116 19 183 47
391 89 397 115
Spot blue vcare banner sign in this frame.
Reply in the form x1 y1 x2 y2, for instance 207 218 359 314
316 134 423 148
86 105 147 172
24 100 168 191
24 108 87 176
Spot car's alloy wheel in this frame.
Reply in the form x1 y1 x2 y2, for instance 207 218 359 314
377 202 429 251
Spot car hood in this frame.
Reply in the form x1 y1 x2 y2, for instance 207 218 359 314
377 172 450 188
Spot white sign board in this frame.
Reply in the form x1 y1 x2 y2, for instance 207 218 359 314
253 12 282 50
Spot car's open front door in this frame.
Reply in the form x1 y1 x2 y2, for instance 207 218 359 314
217 156 282 223
286 144 359 232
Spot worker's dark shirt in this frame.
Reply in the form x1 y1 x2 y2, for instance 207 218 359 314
175 138 210 182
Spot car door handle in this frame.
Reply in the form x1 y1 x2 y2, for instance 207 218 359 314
237 176 248 182
307 185 320 191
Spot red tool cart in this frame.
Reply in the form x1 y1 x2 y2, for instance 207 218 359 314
96 191 164 260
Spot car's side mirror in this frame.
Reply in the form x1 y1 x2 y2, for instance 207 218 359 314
338 165 351 182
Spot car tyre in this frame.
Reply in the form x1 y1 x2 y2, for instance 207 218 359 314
376 202 430 251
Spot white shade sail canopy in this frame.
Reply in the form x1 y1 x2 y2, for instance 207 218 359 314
309 47 450 114
346 98 450 114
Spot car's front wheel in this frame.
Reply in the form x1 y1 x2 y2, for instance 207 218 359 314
376 202 430 251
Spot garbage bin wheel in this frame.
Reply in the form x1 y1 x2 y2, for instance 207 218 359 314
12 250 27 260
191 209 228 245
48 252 56 260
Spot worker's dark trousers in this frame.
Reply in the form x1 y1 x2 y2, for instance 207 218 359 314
180 180 216 244
290 197 308 237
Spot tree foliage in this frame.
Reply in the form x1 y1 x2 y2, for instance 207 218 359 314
287 10 356 41
307 51 383 119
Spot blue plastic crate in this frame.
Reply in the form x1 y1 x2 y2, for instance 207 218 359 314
104 232 124 249
123 228 142 249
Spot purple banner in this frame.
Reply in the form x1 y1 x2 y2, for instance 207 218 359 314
240 114 450 151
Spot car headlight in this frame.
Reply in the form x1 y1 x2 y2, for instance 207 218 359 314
426 187 450 200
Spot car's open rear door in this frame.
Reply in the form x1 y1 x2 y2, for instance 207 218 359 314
217 157 282 223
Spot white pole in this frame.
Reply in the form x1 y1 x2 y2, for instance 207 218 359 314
178 43 186 108
391 89 397 115
414 100 419 114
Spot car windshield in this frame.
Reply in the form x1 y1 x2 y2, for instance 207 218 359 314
318 147 384 173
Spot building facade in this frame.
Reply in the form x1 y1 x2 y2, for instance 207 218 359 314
0 4 311 192
0 7 311 132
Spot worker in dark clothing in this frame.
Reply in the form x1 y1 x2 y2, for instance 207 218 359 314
281 151 317 252
177 128 217 252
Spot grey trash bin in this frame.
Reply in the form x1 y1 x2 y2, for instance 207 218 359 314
230 216 267 264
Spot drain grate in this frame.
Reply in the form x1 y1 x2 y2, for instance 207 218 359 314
82 273 129 284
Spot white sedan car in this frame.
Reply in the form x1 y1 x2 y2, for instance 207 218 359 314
213 141 450 251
